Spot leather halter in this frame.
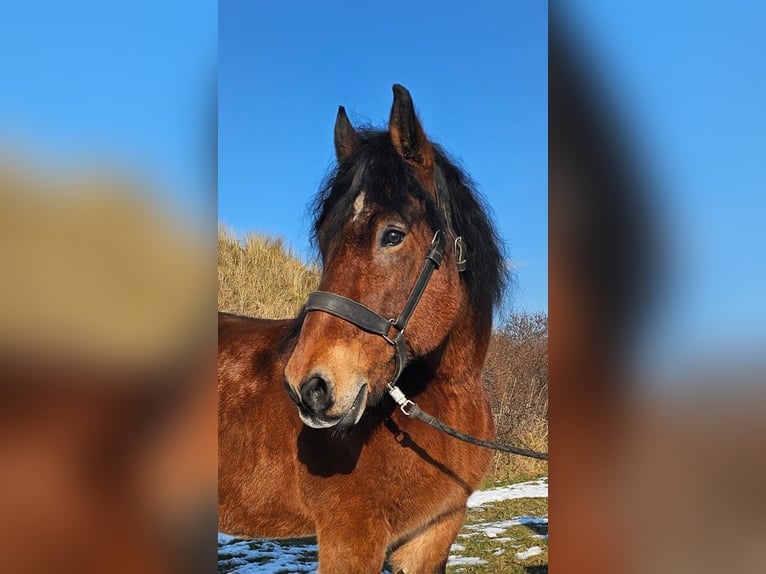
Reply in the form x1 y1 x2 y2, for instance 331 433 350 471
304 229 446 389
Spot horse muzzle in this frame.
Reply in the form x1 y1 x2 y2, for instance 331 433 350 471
284 376 368 430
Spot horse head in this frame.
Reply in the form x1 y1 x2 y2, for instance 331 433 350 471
284 85 468 430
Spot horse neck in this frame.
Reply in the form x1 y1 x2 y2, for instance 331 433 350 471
430 295 492 388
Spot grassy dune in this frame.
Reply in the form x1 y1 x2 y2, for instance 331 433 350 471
218 226 319 319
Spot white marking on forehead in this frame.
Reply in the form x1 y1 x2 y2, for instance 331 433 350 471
352 191 366 221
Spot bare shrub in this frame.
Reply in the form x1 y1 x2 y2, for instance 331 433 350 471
483 312 549 481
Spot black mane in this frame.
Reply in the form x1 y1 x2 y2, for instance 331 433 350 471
310 128 507 318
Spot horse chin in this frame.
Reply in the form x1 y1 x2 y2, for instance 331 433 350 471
297 411 340 429
298 383 368 430
336 383 368 428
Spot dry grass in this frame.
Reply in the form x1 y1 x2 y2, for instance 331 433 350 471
217 226 319 318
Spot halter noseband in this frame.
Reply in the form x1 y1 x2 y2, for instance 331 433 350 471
304 229 446 396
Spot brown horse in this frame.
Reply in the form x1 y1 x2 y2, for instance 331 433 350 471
218 84 507 573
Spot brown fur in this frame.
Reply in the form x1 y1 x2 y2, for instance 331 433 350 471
218 86 496 573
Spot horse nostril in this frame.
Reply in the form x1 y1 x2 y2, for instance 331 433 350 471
300 376 333 414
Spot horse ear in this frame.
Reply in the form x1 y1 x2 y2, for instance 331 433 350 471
334 106 359 162
389 84 433 168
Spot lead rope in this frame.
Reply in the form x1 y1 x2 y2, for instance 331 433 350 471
386 383 548 461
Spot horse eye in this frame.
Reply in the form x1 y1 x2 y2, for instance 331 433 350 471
381 229 405 247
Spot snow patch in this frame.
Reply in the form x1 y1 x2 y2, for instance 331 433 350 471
516 545 543 560
447 555 488 566
465 516 548 539
218 534 318 573
467 478 548 508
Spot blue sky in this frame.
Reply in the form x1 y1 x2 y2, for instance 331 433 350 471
219 0 548 314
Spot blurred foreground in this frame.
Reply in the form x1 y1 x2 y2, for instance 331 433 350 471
0 166 216 573
550 6 766 572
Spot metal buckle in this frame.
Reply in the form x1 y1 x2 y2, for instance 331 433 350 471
399 399 416 416
383 319 404 346
455 236 466 272
387 383 415 415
